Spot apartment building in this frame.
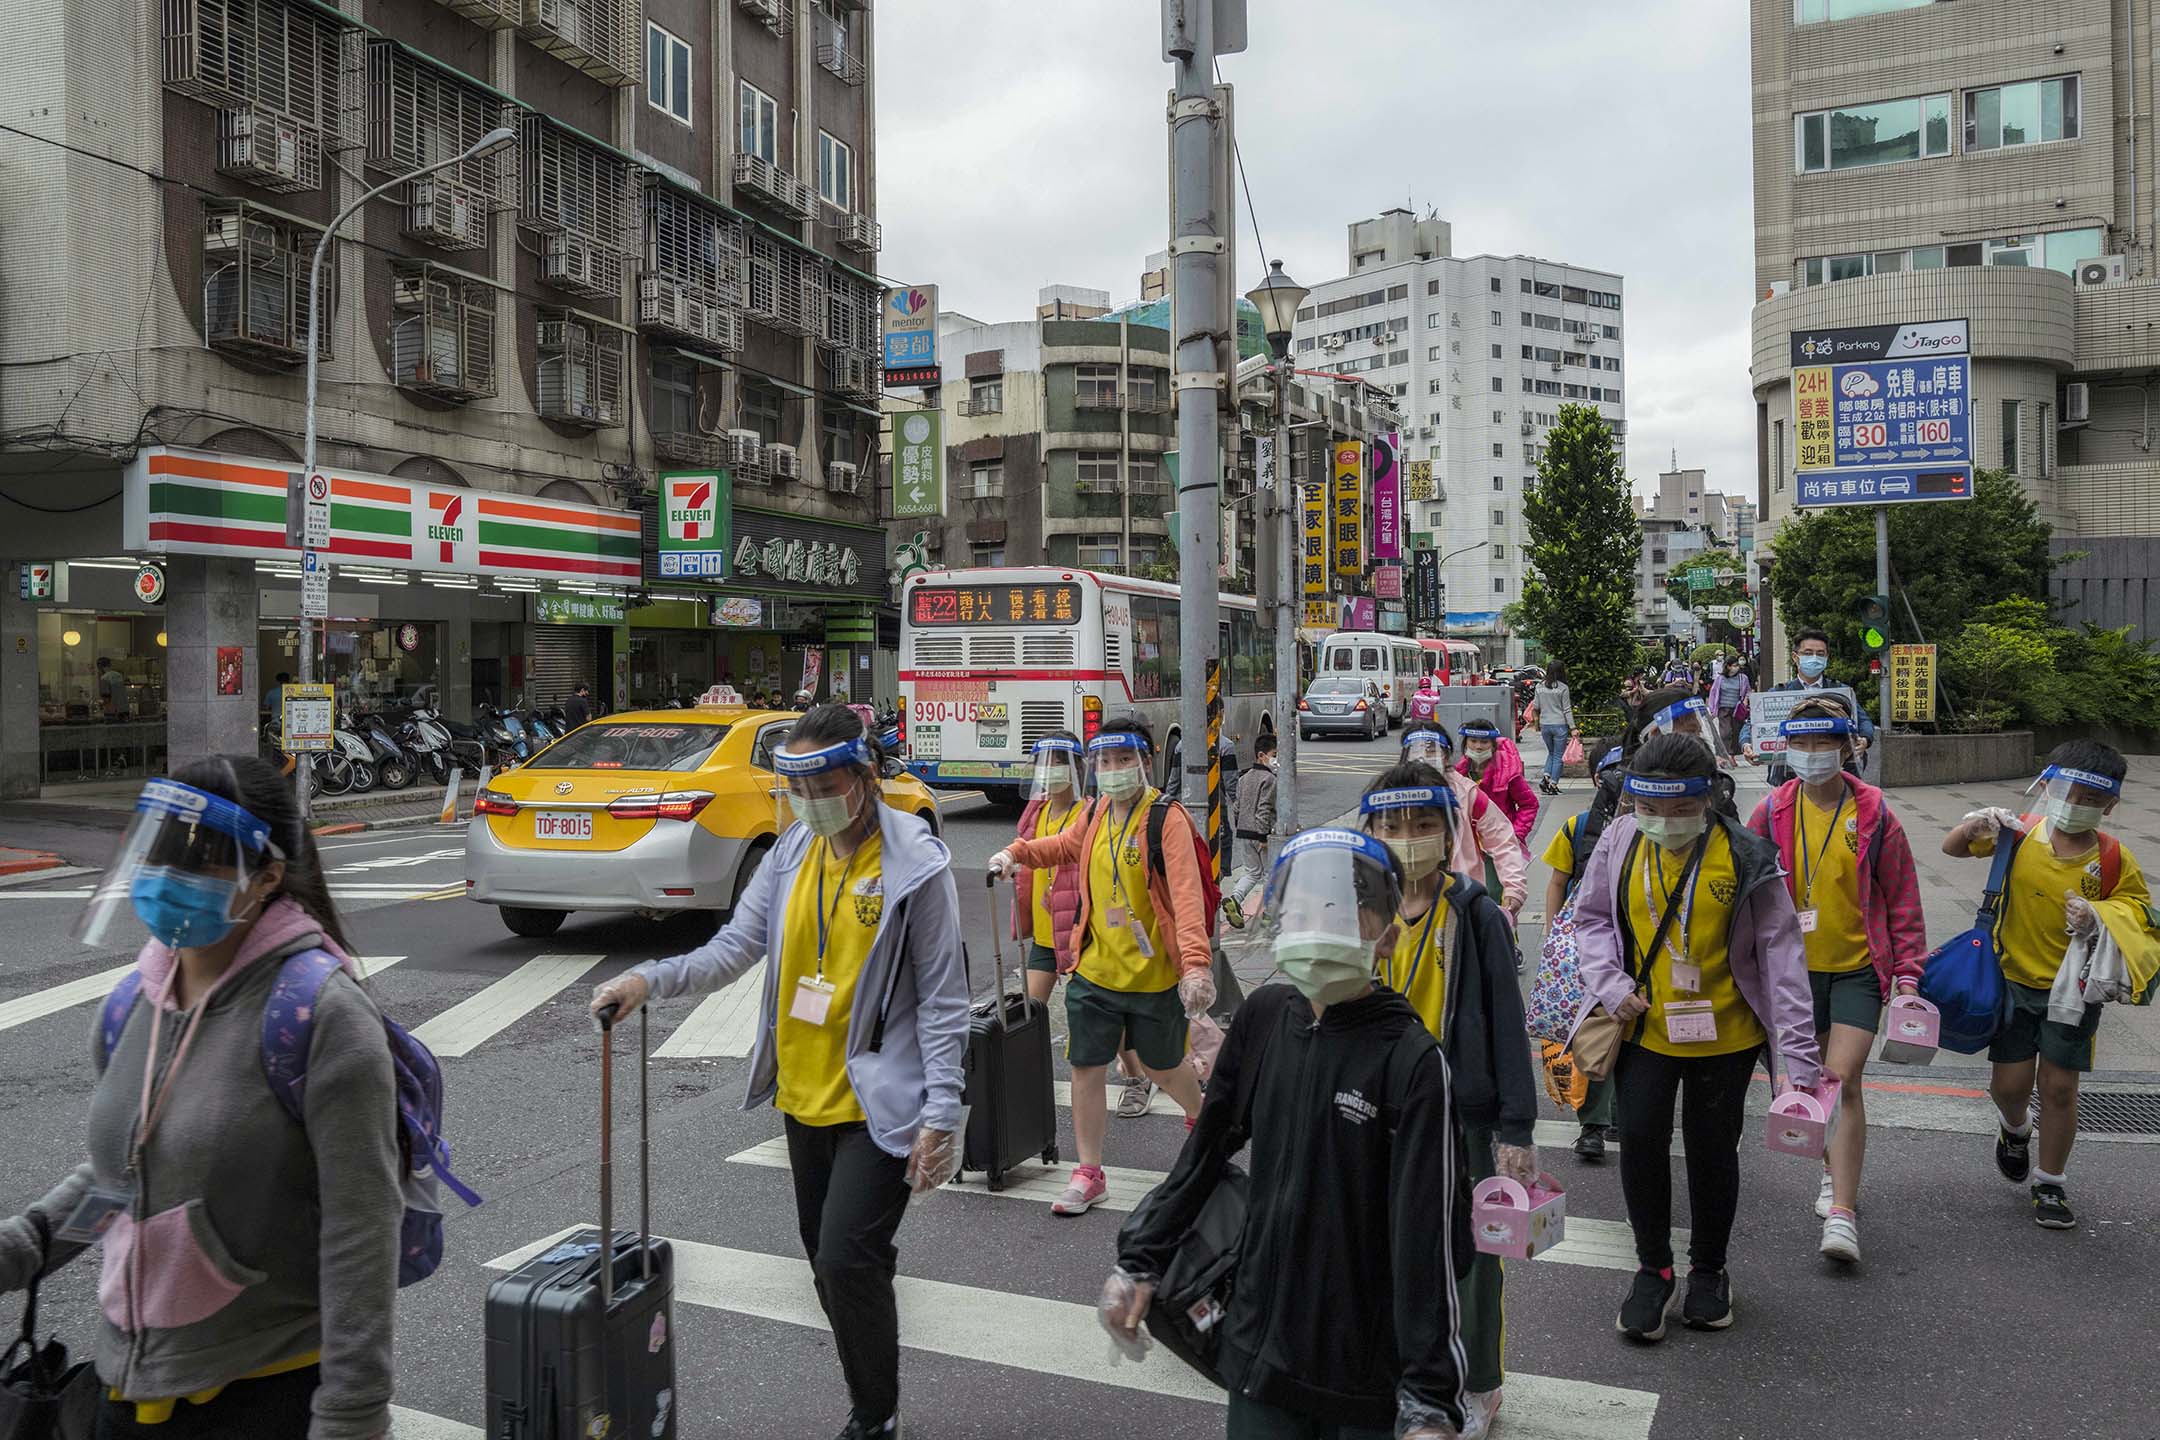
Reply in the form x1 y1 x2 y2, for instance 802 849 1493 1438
1751 0 2160 651
0 0 885 797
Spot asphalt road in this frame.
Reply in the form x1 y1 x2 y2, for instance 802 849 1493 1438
3 733 2158 1440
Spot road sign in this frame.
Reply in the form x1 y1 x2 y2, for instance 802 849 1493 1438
303 472 331 548
1796 463 1973 508
281 682 334 753
1705 604 1732 620
1687 568 1716 591
301 550 328 618
1729 600 1756 629
1792 319 1972 508
1889 643 1938 723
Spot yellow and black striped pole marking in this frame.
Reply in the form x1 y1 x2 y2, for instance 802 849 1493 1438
1206 659 1224 879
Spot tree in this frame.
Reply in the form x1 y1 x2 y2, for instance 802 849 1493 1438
1765 468 2053 691
1664 547 1751 647
1520 404 1641 725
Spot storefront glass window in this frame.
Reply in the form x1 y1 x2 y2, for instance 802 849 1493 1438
36 612 167 782
261 620 441 715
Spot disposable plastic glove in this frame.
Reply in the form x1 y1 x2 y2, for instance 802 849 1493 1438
587 972 651 1025
2064 893 2099 939
1097 1269 1155 1363
987 850 1015 880
1177 969 1216 1019
1397 1390 1471 1440
1961 807 2021 834
1495 1143 1539 1187
904 1127 958 1193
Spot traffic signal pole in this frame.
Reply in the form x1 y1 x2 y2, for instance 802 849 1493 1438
1875 505 1891 759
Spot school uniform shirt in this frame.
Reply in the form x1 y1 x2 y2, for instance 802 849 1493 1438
1625 827 1766 1058
1383 894 1451 1037
1795 790 1871 974
1541 815 1585 876
774 831 885 1126
1977 822 2153 990
1080 795 1177 993
1030 801 1082 948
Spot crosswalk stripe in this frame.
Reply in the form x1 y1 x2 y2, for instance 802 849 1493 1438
0 957 405 1033
409 953 604 1058
484 1226 1659 1439
723 1136 1683 1272
390 1406 481 1439
1052 1077 1188 1118
653 981 764 1058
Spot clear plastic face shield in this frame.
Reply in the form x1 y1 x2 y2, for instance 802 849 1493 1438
2027 763 2122 836
1029 737 1084 806
1261 829 1404 1005
1778 714 1853 784
1458 721 1501 774
77 779 282 950
1359 784 1459 889
1400 726 1453 769
1086 732 1151 805
773 735 877 840
1622 772 1714 851
1645 697 1729 764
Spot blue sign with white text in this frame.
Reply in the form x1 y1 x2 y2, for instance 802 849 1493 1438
1824 357 1970 468
1795 464 1974 508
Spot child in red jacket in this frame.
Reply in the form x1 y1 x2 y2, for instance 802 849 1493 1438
1458 717 1538 847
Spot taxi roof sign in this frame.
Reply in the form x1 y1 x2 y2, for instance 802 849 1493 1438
696 684 744 708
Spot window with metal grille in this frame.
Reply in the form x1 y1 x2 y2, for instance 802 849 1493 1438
390 263 496 401
644 184 744 304
520 114 634 255
535 310 624 427
367 41 513 206
520 0 638 86
164 0 348 136
823 268 870 351
200 200 329 366
1076 365 1120 408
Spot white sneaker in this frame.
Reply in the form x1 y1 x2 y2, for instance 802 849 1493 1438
1814 1170 1835 1219
1115 1074 1155 1119
1819 1211 1861 1264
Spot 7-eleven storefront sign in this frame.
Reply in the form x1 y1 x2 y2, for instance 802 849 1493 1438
125 449 641 583
656 468 732 578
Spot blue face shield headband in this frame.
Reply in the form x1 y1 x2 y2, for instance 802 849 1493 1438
772 737 873 778
1780 716 1853 738
1458 722 1500 743
1623 774 1713 799
1031 738 1081 758
1652 699 1708 731
1359 785 1459 815
2038 764 2122 797
114 780 282 950
1269 826 1397 877
1087 733 1149 756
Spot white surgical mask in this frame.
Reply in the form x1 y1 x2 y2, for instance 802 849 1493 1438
2045 797 2106 834
1383 834 1450 881
1465 743 1495 765
1097 766 1144 801
1788 749 1844 784
1636 813 1707 850
1797 654 1830 679
1273 934 1376 1006
789 787 861 838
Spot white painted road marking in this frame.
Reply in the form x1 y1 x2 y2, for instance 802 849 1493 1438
653 980 764 1058
0 958 404 1033
409 953 604 1057
485 1226 1659 1439
389 1406 481 1439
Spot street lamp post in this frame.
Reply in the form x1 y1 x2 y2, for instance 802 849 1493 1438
1245 259 1309 849
294 126 516 818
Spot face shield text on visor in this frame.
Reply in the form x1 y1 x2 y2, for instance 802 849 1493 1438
1359 784 1459 886
77 779 281 950
1458 720 1500 773
1087 732 1150 804
2027 763 2122 836
1262 828 1404 1006
774 736 875 839
1400 727 1453 769
1645 697 1730 764
1029 737 1085 807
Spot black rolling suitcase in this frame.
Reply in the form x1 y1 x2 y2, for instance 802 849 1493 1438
959 874 1060 1190
484 1007 677 1440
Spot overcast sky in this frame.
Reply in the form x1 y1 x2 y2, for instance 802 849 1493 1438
873 0 1755 504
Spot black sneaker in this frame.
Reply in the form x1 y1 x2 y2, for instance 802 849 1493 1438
1681 1268 1734 1330
1615 1267 1676 1342
837 1418 900 1440
2031 1183 2076 1230
1573 1124 1607 1162
1995 1125 2032 1184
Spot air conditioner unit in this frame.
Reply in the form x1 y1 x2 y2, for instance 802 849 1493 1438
638 275 687 329
841 212 881 253
544 234 595 289
405 180 481 248
2064 381 2091 424
827 461 860 495
217 108 319 192
1319 337 1344 354
537 320 572 350
766 443 802 480
2077 255 2129 288
727 429 768 480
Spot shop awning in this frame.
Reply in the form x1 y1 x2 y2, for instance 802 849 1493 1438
843 401 882 420
749 374 814 399
664 347 732 371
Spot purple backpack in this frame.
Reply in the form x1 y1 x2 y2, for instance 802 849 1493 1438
97 950 481 1286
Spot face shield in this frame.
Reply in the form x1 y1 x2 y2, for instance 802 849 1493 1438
1594 745 1625 781
773 735 876 840
1645 697 1729 764
1458 720 1502 774
1400 726 1454 769
1029 737 1085 806
1779 714 1853 783
77 778 282 950
1087 732 1151 804
1622 772 1714 851
1359 784 1459 887
2027 763 2121 835
1261 828 1403 1005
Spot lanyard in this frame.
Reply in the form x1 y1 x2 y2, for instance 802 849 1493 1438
131 958 239 1177
1386 899 1446 995
1796 792 1847 909
1640 842 1700 972
813 838 864 980
1108 800 1145 908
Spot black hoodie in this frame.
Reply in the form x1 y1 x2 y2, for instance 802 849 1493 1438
1118 983 1471 1434
1404 872 1540 1147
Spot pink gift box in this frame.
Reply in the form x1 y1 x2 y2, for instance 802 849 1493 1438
1470 1173 1567 1259
1879 995 1941 1066
1765 1076 1842 1159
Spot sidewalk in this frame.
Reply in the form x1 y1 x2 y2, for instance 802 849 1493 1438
0 775 475 865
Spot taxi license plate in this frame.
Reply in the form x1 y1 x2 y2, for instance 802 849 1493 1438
533 810 593 841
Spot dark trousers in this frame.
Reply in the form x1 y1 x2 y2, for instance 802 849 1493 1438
784 1116 913 1426
96 1366 318 1438
1226 1392 1393 1440
1456 1124 1504 1393
1614 1042 1760 1273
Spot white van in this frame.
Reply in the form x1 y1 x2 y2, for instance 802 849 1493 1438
1316 633 1423 725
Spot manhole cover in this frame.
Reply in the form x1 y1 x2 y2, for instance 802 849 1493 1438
2072 1089 2160 1136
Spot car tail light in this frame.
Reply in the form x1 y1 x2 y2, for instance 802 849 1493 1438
1297 699 1309 711
474 789 519 817
609 790 714 822
1354 699 1369 711
1081 694 1104 743
896 706 908 752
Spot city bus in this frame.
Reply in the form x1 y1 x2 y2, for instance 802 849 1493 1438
1419 637 1486 686
898 566 1275 803
1315 632 1425 725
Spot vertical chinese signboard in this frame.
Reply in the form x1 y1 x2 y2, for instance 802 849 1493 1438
1888 643 1937 723
883 285 940 386
1411 548 1441 625
1302 477 1329 628
1402 460 1435 503
1371 432 1400 560
1332 442 1363 580
1790 319 1973 508
892 410 944 518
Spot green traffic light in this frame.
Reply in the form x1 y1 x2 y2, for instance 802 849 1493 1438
1863 625 1887 650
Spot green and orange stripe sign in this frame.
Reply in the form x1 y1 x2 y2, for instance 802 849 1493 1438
125 449 641 582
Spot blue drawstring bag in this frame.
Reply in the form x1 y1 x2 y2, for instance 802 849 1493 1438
1919 832 2020 1053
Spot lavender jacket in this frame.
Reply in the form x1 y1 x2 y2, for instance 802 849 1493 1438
1572 812 1821 1088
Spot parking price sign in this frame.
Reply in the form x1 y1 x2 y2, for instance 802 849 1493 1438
1790 319 1974 509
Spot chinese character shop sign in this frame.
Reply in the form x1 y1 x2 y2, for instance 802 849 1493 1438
1302 481 1327 600
883 285 940 386
1332 442 1364 579
1889 643 1937 723
892 410 943 518
727 508 887 600
657 470 733 578
1790 319 1973 509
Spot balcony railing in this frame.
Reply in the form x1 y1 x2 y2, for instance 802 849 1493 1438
958 394 1004 417
816 42 865 86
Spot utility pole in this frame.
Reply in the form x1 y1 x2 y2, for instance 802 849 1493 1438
1272 372 1297 841
1875 505 1891 768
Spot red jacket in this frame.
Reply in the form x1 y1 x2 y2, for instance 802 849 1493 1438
1746 774 1928 1000
1011 793 1084 970
1459 738 1538 845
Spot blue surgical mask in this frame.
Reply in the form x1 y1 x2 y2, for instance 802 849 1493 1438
1797 655 1830 679
129 867 242 948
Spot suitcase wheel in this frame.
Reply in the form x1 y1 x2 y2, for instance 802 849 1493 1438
986 1167 1006 1193
1041 1143 1059 1165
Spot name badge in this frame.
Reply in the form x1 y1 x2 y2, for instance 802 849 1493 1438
57 1185 134 1244
1130 919 1156 958
1104 905 1130 928
1796 909 1819 934
790 976 838 1026
1669 960 1703 994
1664 1000 1719 1045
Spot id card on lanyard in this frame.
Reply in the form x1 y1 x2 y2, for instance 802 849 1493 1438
1794 793 1846 936
1388 900 1445 997
1103 803 1154 956
1642 844 1709 1032
792 840 860 1027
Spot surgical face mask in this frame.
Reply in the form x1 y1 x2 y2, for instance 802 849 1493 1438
1788 748 1844 784
789 784 863 838
1383 834 1450 881
1097 765 1144 801
1796 654 1830 679
1037 764 1074 793
129 867 243 949
1635 813 1707 851
1273 932 1376 1006
2046 797 2106 834
1464 743 1495 767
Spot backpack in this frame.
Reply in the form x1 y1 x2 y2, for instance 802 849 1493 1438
2017 815 2122 897
1147 797 1223 940
96 950 481 1287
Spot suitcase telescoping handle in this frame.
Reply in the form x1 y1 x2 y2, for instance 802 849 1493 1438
982 872 1026 1033
593 1003 654 1309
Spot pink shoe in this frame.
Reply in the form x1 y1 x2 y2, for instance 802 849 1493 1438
1050 1165 1107 1216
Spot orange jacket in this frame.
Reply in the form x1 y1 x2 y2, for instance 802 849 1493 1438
1006 792 1213 981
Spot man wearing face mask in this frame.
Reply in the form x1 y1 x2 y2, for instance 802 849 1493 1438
1100 828 1473 1440
1762 629 1875 781
589 705 970 1440
1942 740 2159 1230
1361 766 1537 1433
1456 718 1538 853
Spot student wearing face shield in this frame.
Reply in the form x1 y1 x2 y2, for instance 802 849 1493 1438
1572 735 1821 1342
1102 829 1473 1440
1456 717 1539 850
1542 744 1629 1159
1403 724 1529 918
589 705 970 1440
1008 733 1086 1005
1941 741 2160 1230
1361 769 1537 1432
1743 698 1927 1263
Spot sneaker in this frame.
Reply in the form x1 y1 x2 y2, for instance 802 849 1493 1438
1573 1124 1607 1162
1466 1389 1502 1431
1819 1210 1861 1264
1222 896 1247 930
1995 1125 2032 1184
1814 1170 1835 1219
1681 1268 1734 1330
837 1418 900 1440
2031 1183 2076 1230
1115 1074 1155 1119
1050 1166 1107 1216
1615 1267 1676 1343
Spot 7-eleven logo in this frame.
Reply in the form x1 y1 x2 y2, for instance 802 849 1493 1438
426 490 475 571
668 477 718 543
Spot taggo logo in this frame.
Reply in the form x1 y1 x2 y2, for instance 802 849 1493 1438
425 490 476 570
668 477 717 543
1838 370 1880 398
890 288 930 317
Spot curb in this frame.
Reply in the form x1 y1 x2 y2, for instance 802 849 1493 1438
311 823 368 836
0 849 65 877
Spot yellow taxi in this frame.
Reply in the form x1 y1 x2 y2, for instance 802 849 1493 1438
463 706 937 937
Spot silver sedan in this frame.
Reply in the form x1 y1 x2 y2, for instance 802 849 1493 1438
1299 676 1388 741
